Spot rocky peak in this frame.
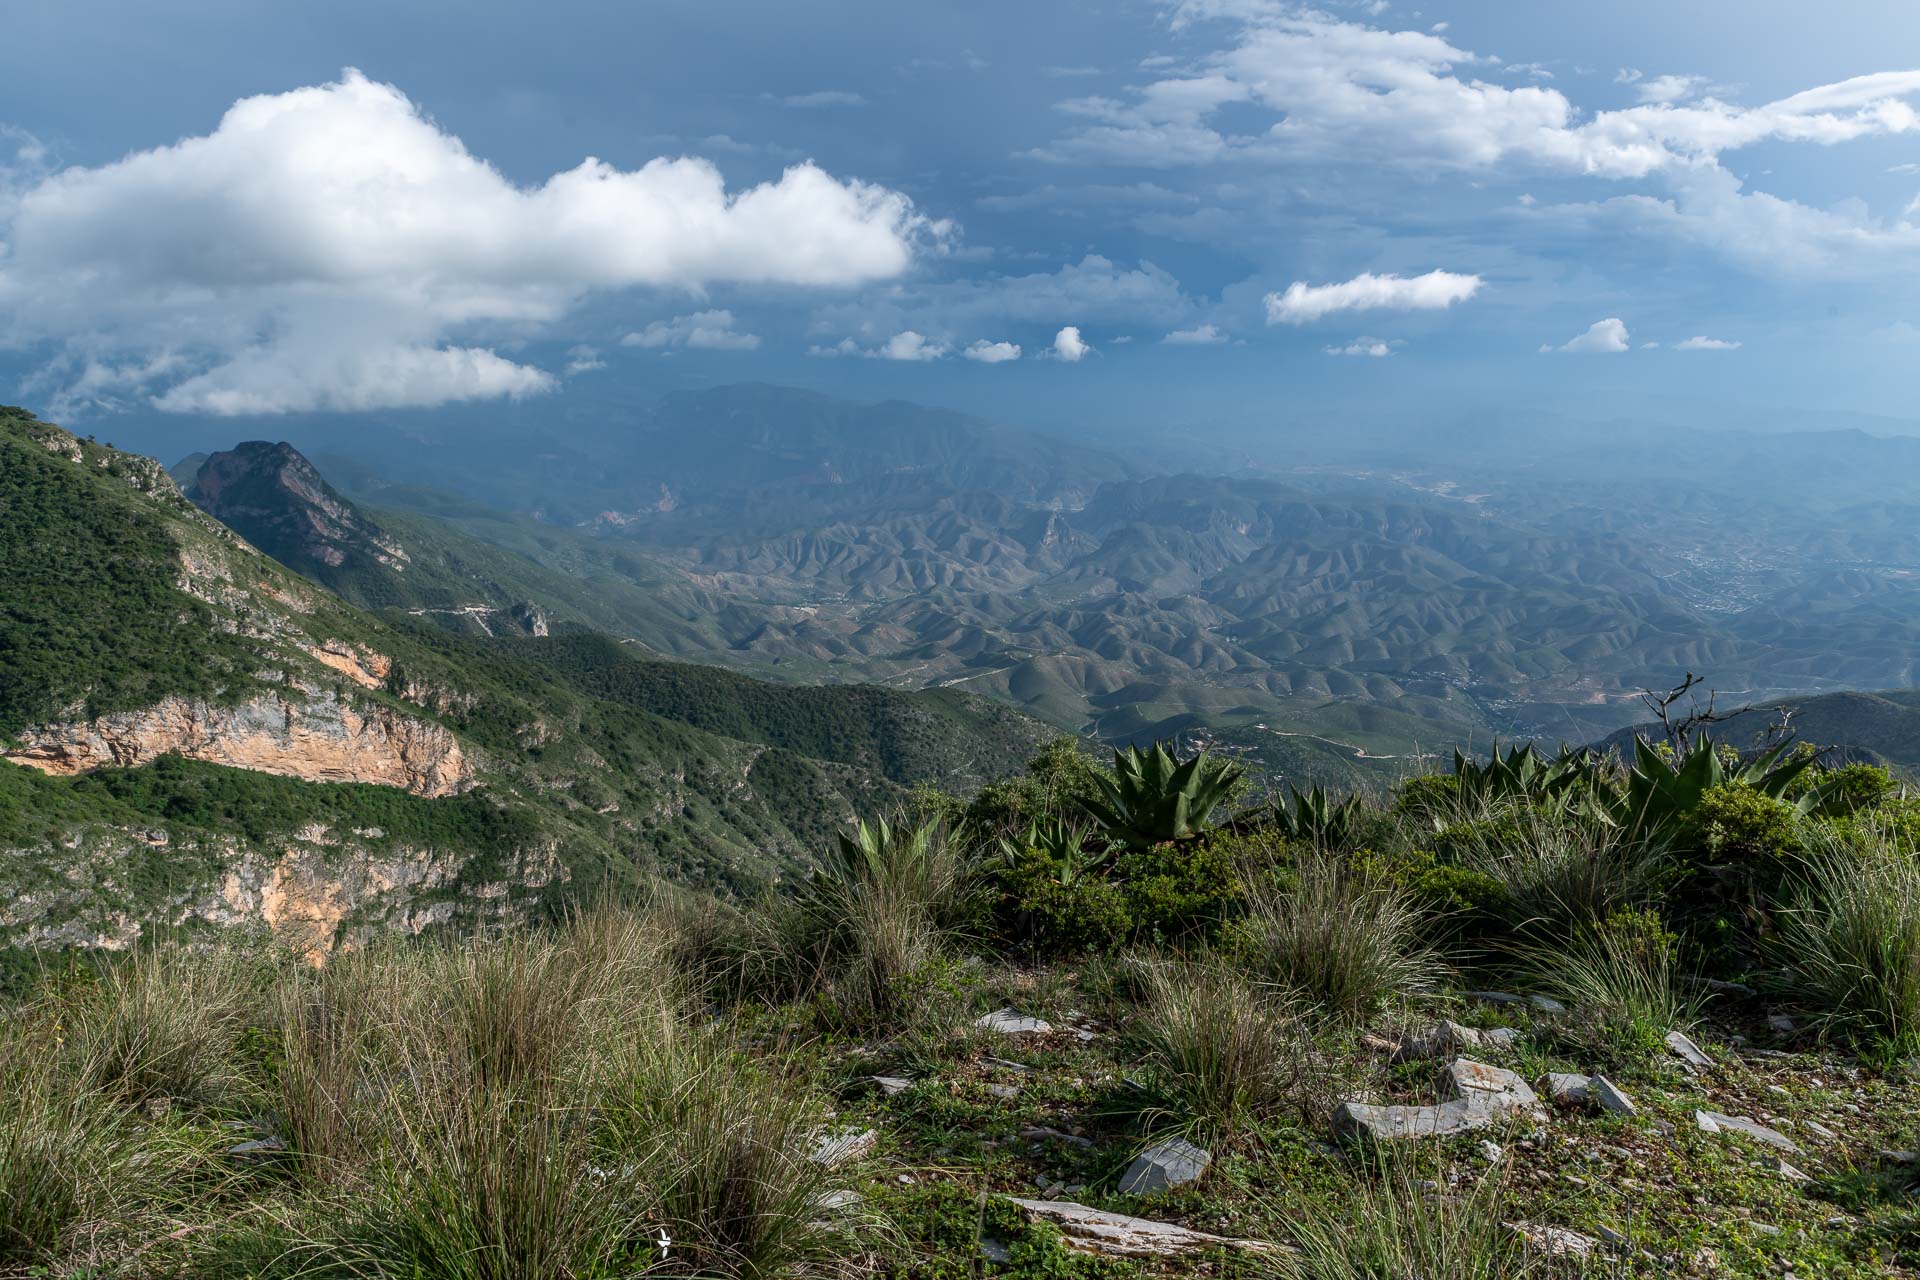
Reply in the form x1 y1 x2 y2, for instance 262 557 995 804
185 441 411 573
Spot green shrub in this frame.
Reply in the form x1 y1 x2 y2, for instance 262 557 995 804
992 844 1132 958
1349 846 1510 926
1441 806 1656 935
1116 837 1245 945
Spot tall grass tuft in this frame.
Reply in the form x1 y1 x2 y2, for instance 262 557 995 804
67 941 264 1112
1125 958 1307 1149
1273 1153 1574 1279
1442 804 1659 936
0 1015 211 1271
1524 908 1696 1070
1233 853 1439 1021
1776 827 1920 1060
788 817 975 1028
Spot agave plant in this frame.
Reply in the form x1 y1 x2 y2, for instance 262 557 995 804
1270 785 1365 852
997 818 1102 886
1077 742 1245 849
1448 742 1600 811
1611 736 1815 843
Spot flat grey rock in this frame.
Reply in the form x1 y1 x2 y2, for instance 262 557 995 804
1509 1222 1600 1258
1695 1110 1800 1153
1119 1135 1211 1195
1393 1020 1515 1062
976 1008 1052 1035
1590 1076 1637 1117
984 1082 1021 1100
225 1137 287 1160
1334 1097 1493 1140
1664 1030 1713 1071
1540 1072 1592 1105
809 1126 878 1167
1335 1057 1539 1142
1446 1058 1539 1109
869 1075 912 1095
1003 1197 1275 1257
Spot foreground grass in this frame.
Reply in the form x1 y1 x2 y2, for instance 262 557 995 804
4 901 1917 1279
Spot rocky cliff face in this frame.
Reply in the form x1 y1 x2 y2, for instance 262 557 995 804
3 687 473 797
1 824 567 963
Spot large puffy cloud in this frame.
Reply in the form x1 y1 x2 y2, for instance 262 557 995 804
0 70 939 414
1264 269 1482 324
1040 6 1920 178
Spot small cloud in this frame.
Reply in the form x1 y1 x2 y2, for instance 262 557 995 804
1138 55 1178 69
1324 336 1402 357
1053 326 1091 362
1430 21 1449 32
1517 193 1537 207
564 345 606 375
1045 65 1101 78
1615 68 1643 85
877 330 945 361
1506 62 1554 81
767 90 866 109
1162 324 1226 344
1641 341 1661 348
1265 269 1483 325
1109 334 1135 344
1890 162 1920 175
963 339 1021 363
1675 335 1742 351
621 310 762 351
1546 318 1631 354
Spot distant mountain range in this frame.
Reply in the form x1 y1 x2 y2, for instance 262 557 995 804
154 383 1920 788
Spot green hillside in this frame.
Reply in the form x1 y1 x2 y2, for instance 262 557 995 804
0 408 1050 953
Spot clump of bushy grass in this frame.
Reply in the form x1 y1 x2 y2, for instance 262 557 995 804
66 940 267 1112
1231 853 1439 1022
0 1011 216 1273
1438 803 1659 937
1125 957 1308 1149
1273 1153 1576 1279
1524 908 1697 1071
1775 825 1920 1061
785 817 977 1030
244 912 861 1279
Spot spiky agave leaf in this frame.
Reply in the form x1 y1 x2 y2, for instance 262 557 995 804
1078 742 1244 848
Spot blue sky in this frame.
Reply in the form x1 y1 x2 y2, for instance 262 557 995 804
3 0 1920 442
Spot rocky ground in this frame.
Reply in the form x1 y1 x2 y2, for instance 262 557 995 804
798 969 1920 1277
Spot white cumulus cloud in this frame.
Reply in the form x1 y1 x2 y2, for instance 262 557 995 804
621 310 761 351
0 69 938 415
1546 318 1631 353
1264 269 1482 324
1053 326 1091 361
1675 334 1742 350
963 339 1022 362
